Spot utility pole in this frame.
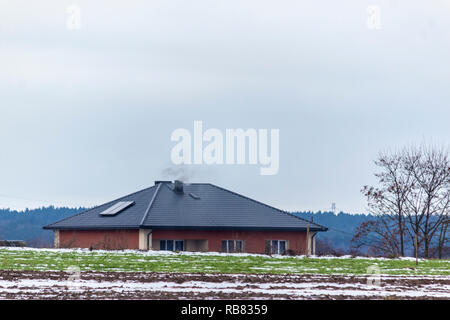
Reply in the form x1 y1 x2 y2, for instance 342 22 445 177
415 232 418 266
306 223 310 257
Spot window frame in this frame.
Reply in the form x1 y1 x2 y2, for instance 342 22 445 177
160 239 185 251
266 240 287 255
221 240 245 253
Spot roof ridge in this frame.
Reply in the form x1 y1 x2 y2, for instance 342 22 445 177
207 183 327 230
43 185 156 229
139 182 163 227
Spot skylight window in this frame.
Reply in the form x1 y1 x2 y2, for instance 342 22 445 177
100 201 134 216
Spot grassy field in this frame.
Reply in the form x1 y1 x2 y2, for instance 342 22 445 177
0 247 449 275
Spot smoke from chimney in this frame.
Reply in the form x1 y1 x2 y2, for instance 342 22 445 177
161 165 195 183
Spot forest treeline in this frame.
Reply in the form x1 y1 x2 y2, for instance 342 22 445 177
0 205 446 258
0 206 370 251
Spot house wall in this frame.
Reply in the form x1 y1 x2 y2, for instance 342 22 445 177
56 229 311 254
152 229 309 254
186 239 209 251
58 229 139 250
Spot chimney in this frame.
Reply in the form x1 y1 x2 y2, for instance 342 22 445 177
174 180 184 194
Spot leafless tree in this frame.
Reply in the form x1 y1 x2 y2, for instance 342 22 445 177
357 150 413 256
315 238 345 256
434 220 449 258
403 145 450 258
351 216 403 257
355 144 449 258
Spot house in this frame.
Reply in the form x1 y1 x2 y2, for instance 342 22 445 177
44 181 327 254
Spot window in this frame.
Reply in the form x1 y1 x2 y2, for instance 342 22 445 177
235 240 243 252
175 240 184 251
221 240 244 253
167 240 174 251
100 201 134 216
160 240 184 251
266 240 287 254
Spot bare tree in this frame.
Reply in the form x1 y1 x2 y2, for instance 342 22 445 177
357 150 413 256
351 216 402 257
315 238 345 256
403 145 450 258
355 144 449 258
435 219 449 259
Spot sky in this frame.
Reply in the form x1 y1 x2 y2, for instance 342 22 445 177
0 0 449 212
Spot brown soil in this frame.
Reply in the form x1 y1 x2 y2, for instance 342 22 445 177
0 270 448 300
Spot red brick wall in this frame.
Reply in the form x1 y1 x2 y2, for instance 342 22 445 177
57 229 308 254
59 230 139 250
152 229 308 254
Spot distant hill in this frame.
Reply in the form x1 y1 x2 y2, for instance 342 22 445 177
292 211 374 254
0 207 85 247
0 206 372 250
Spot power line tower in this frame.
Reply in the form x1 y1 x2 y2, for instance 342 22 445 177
331 202 336 214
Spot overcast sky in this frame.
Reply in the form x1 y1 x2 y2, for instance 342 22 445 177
0 0 449 212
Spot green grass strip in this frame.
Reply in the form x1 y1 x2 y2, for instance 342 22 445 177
0 248 449 275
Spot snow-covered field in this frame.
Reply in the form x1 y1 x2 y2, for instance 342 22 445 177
0 247 449 299
0 246 431 261
0 270 449 300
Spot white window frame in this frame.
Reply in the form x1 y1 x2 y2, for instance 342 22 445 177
222 240 244 253
160 239 185 251
270 240 287 254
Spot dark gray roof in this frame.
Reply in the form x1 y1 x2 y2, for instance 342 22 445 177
44 182 328 232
